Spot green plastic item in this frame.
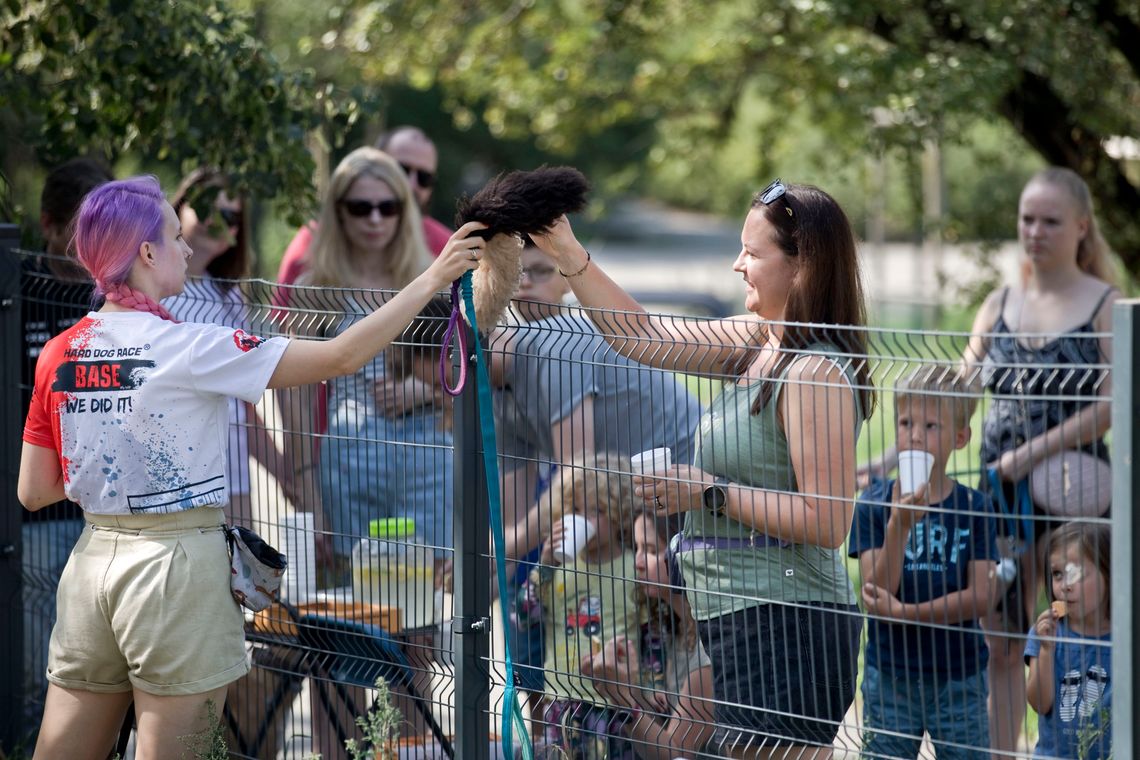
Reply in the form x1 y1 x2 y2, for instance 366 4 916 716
368 517 416 539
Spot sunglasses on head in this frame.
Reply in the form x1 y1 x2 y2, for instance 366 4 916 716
340 199 402 218
399 163 436 189
758 178 794 217
217 208 243 227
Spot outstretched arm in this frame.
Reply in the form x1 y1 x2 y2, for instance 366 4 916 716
530 216 759 377
266 223 485 389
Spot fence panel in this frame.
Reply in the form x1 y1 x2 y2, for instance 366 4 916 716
4 255 1129 760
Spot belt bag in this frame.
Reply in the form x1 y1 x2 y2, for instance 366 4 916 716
226 525 288 612
1029 450 1111 518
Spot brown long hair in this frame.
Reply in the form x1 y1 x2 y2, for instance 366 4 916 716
630 506 697 650
746 183 875 419
170 167 249 287
305 147 430 289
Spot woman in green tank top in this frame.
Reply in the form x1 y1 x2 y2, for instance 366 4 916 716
531 180 875 758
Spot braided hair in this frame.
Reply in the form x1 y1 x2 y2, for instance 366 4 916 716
74 176 178 322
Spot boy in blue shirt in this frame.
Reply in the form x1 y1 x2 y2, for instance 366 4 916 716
849 365 1001 759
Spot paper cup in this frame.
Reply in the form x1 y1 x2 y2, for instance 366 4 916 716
630 447 672 474
897 449 935 496
554 514 597 565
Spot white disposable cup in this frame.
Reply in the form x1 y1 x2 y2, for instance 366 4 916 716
554 514 597 565
897 449 936 496
630 447 672 474
281 512 317 603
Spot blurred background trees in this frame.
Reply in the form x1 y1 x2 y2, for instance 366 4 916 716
3 0 1137 278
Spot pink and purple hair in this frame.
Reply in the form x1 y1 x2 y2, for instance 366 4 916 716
74 175 176 320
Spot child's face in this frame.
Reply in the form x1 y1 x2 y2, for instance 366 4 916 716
632 516 669 598
896 399 969 468
1050 542 1107 621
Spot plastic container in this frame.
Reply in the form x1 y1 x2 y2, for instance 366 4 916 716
351 518 436 629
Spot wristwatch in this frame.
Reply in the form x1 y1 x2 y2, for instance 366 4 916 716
703 477 730 517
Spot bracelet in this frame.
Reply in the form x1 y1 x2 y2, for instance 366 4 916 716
558 250 591 278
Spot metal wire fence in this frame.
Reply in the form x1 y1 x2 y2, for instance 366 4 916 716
1 242 1126 760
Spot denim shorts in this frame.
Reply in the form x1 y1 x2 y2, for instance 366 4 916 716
697 602 862 752
861 662 990 759
322 402 453 559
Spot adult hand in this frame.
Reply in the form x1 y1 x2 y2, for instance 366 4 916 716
988 443 1037 484
857 446 899 491
529 215 588 272
373 375 436 417
862 583 907 621
426 221 489 288
634 465 714 518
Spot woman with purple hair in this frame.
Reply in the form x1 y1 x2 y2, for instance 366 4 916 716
16 175 484 758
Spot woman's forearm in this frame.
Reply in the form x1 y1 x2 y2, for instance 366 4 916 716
725 485 854 549
1035 399 1112 457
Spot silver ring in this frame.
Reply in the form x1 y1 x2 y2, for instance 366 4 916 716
470 250 479 260
654 496 663 508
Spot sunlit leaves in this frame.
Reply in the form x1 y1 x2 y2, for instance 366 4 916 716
1 0 377 225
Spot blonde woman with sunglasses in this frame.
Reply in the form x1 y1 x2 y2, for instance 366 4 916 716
279 148 465 577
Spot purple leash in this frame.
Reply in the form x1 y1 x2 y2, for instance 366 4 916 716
439 279 469 396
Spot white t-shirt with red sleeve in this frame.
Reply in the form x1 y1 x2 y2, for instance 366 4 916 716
23 310 289 515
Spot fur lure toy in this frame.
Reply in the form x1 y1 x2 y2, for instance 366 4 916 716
454 166 589 329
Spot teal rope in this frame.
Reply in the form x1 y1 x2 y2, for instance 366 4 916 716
458 271 533 760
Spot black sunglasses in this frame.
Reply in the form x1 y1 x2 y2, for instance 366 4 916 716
217 208 243 227
758 178 787 206
340 199 402 218
399 163 436 189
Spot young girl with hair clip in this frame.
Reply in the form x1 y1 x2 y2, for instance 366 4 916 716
1026 521 1112 759
526 451 644 759
17 175 484 760
532 180 873 758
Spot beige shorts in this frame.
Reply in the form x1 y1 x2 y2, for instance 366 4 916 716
48 507 250 696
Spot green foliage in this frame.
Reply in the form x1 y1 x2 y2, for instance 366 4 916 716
1077 705 1113 760
278 0 1138 270
344 677 402 760
1 0 378 226
177 699 229 760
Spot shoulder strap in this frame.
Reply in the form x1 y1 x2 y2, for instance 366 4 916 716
1088 285 1116 323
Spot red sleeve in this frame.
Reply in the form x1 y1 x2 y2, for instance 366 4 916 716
23 329 72 454
277 223 316 284
422 216 453 257
271 223 316 311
